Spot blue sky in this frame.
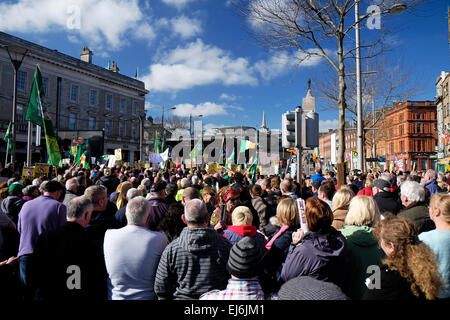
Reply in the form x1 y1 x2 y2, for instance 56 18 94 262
0 0 448 133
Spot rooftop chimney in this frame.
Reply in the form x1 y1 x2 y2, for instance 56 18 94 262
80 46 93 64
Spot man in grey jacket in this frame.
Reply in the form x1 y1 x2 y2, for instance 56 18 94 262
154 198 232 300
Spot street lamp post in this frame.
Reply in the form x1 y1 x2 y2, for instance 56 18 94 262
355 2 406 172
189 114 203 138
4 45 28 163
161 106 176 136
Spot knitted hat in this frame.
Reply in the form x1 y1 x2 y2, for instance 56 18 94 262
373 179 390 192
278 276 349 300
226 236 262 279
9 182 24 195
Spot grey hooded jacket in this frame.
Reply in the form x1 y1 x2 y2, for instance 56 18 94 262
154 227 232 300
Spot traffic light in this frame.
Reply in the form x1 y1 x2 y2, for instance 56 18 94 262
282 107 302 149
302 110 319 148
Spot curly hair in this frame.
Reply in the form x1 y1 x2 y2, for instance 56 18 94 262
373 214 443 300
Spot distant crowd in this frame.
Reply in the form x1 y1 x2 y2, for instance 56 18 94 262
0 161 449 301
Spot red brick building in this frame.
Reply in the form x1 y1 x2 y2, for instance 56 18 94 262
376 101 437 171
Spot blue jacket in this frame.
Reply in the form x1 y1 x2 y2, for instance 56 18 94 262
310 173 326 183
281 227 348 289
424 180 441 198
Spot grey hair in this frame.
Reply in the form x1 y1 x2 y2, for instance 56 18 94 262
67 196 93 220
437 172 445 182
32 178 42 187
400 181 424 203
84 185 107 205
397 175 406 184
126 188 142 200
191 175 200 185
125 196 150 225
181 177 191 188
65 177 79 192
184 198 208 225
141 178 151 187
425 169 436 181
380 172 392 183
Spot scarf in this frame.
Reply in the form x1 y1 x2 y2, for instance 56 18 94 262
265 224 289 251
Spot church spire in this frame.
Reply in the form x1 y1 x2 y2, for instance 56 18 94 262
261 111 268 132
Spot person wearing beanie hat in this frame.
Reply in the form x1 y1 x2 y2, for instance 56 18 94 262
200 237 267 300
1 182 25 224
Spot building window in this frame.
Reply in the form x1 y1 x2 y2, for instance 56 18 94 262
105 119 112 136
400 140 404 152
17 71 27 91
132 101 137 115
69 113 77 130
417 123 421 133
89 90 97 106
89 117 96 130
16 103 25 123
133 126 138 139
399 114 403 122
70 85 79 102
399 125 403 136
120 98 126 113
42 77 48 96
119 122 125 137
422 159 427 170
106 94 112 110
390 143 394 154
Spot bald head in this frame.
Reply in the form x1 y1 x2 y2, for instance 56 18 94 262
280 179 293 194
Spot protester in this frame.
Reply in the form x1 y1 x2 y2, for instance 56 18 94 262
250 184 269 233
157 202 186 243
280 180 298 200
17 180 67 300
423 169 442 200
200 237 266 300
418 193 450 299
357 177 374 196
1 182 25 225
310 168 326 183
331 187 355 230
223 206 267 256
202 186 216 215
211 188 240 230
278 276 349 300
114 188 142 227
63 177 80 206
398 181 435 233
154 199 232 300
32 196 99 300
104 196 167 300
317 181 335 209
95 168 120 196
363 214 443 300
339 195 383 299
373 179 402 215
280 197 348 289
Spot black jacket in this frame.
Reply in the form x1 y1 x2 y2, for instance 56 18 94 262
374 191 402 215
362 264 425 300
398 202 435 233
95 175 120 196
33 222 105 300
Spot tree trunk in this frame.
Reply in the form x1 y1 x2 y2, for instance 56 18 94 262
336 34 347 187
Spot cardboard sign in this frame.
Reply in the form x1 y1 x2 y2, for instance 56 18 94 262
22 167 35 180
114 149 122 161
145 162 151 169
35 163 49 177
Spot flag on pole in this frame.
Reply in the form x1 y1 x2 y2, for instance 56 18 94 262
240 139 256 153
226 148 235 164
25 65 62 167
3 121 13 156
161 130 166 152
134 67 139 79
154 131 159 153
248 155 258 184
190 139 202 159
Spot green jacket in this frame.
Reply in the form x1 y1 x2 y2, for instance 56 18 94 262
340 225 384 300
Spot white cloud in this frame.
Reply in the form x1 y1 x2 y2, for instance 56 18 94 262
171 101 243 118
319 119 339 132
0 0 150 50
142 39 258 92
134 22 156 42
170 16 202 39
219 93 238 101
161 0 196 10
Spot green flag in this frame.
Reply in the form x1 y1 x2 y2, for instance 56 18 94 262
3 121 13 156
25 65 62 167
249 155 258 184
190 139 202 159
240 140 247 153
154 131 159 153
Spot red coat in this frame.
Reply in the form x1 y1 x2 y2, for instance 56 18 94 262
357 187 373 196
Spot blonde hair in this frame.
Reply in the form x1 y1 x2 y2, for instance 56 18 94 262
345 195 380 227
373 214 444 300
365 177 374 188
332 188 354 211
276 197 299 226
231 206 253 226
429 193 450 224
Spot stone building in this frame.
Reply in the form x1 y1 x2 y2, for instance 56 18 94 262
0 31 148 165
436 71 450 159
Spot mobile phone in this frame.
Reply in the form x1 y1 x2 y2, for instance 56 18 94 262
296 198 308 233
220 203 226 221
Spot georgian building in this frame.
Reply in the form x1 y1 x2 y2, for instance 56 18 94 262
376 100 438 171
0 31 148 164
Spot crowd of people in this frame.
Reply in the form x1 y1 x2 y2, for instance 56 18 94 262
0 162 449 301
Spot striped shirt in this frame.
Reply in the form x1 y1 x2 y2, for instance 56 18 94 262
199 279 266 300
